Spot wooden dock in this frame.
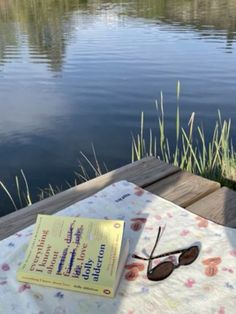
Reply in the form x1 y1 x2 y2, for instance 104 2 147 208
1 157 236 240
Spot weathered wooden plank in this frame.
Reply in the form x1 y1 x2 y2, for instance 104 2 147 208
145 170 220 207
186 187 236 227
0 157 180 240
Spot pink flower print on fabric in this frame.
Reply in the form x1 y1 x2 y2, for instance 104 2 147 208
125 262 145 271
125 267 139 281
134 186 145 196
217 306 225 314
180 229 190 236
195 216 208 228
202 257 222 276
230 250 236 257
166 255 177 264
124 262 145 281
167 212 173 218
153 259 161 266
184 278 196 288
18 283 31 293
131 218 147 223
1 263 10 271
130 217 147 231
130 221 142 231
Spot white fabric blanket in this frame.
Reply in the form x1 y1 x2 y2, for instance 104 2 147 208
0 181 236 314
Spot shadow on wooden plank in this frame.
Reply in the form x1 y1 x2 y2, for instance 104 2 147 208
145 170 220 208
187 187 236 228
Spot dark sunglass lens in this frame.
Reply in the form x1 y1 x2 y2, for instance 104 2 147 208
179 246 199 265
148 261 174 281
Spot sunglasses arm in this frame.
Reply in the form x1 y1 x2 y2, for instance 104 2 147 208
132 248 190 261
149 248 186 260
147 227 162 274
131 226 162 263
132 253 149 261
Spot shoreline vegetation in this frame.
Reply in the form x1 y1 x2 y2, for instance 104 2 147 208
132 82 236 188
1 82 236 213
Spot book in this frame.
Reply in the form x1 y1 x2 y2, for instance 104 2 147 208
17 214 129 298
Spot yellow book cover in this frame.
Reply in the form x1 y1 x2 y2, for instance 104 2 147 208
17 214 129 297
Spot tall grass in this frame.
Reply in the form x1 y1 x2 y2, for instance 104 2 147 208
132 81 236 187
75 144 108 182
0 145 108 210
0 170 32 210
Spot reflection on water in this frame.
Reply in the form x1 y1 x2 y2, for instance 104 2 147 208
0 0 82 71
0 0 236 215
1 0 236 70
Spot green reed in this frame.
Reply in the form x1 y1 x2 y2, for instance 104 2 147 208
0 144 108 210
0 170 32 210
132 82 236 187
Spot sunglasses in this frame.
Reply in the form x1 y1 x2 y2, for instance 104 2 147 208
132 226 200 281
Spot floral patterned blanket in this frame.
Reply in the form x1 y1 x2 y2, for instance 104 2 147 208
0 181 236 314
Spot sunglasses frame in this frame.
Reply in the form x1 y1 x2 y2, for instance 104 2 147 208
132 226 200 281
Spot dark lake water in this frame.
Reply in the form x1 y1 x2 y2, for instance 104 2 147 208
0 0 236 216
